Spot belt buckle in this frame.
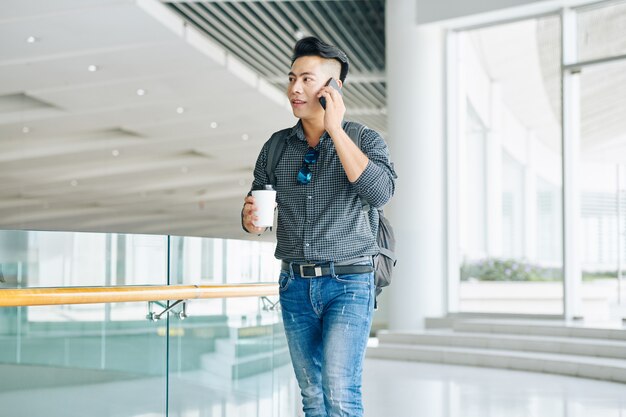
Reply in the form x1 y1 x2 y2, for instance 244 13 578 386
299 264 322 278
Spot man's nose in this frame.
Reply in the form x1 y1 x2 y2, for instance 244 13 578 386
289 80 303 95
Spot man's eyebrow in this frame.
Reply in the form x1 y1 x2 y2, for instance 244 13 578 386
287 71 316 77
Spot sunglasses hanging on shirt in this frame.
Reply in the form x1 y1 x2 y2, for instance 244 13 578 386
297 148 319 185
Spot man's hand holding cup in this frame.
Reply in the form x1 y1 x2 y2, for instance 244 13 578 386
243 195 266 234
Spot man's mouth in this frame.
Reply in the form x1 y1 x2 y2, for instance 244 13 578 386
292 99 306 105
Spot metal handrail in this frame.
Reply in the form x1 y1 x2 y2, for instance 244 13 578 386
0 283 278 307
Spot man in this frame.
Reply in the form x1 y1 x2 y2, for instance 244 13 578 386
241 37 396 417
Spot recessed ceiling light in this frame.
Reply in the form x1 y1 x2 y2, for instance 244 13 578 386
70 180 78 187
210 122 218 129
136 89 146 96
112 149 120 157
242 134 249 141
22 127 30 134
88 65 98 72
294 30 304 39
176 107 185 114
26 36 38 43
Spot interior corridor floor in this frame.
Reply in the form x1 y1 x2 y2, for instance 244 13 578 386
362 358 626 417
1 358 625 416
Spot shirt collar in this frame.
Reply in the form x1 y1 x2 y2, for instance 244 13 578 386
291 120 307 142
290 119 338 145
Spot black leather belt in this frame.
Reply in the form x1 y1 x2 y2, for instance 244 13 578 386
281 261 374 278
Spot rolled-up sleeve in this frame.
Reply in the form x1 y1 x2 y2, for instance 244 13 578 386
350 129 397 208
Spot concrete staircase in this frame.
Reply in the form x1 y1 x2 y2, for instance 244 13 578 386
200 322 290 380
367 318 626 384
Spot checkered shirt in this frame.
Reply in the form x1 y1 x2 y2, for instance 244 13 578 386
247 120 396 262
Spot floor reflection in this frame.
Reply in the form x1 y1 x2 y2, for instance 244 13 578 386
1 359 624 417
0 363 298 417
363 359 626 417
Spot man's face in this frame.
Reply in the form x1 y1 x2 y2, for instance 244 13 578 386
287 55 337 120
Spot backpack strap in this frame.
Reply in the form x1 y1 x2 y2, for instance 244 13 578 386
265 130 290 187
344 121 366 149
378 247 397 263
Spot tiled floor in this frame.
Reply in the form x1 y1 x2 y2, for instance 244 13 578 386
362 358 626 417
1 359 625 416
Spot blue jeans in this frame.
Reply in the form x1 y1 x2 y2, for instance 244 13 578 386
279 261 375 417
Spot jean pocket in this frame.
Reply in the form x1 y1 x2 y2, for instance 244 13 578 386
278 271 292 292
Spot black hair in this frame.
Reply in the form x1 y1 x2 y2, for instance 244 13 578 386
291 36 349 83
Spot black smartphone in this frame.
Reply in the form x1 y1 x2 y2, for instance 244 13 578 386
319 78 342 110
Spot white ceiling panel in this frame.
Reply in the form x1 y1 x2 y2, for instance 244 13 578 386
0 42 221 95
0 0 385 239
0 4 173 63
0 0 135 21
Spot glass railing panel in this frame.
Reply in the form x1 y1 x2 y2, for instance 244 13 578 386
0 230 294 416
0 230 168 288
0 302 167 417
0 229 170 416
167 235 297 417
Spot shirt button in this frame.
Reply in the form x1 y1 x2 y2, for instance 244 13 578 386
305 243 310 247
307 196 313 200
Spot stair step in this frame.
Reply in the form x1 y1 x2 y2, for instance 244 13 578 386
452 320 626 341
366 343 626 384
230 323 284 339
377 330 626 360
201 346 290 379
214 335 288 358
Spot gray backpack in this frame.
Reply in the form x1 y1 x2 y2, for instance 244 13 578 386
265 122 397 308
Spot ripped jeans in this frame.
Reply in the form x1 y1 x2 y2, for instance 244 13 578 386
278 261 375 417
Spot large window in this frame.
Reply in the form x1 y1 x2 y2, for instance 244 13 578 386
578 58 626 320
455 15 563 314
452 1 626 320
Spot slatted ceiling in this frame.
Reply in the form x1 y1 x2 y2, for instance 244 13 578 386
165 1 387 132
359 83 385 106
232 3 292 53
348 85 370 106
212 3 287 70
291 2 370 71
331 2 383 65
577 1 626 62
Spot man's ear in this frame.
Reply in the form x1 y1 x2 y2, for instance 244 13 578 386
336 79 343 89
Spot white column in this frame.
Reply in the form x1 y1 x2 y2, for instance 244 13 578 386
524 131 537 261
386 0 446 330
562 8 582 319
486 83 503 258
446 30 461 314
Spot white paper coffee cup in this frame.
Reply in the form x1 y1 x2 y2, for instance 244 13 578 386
251 189 276 228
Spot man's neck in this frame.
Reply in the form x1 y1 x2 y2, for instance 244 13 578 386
301 117 326 148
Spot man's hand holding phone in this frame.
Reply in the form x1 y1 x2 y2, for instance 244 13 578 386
318 78 345 136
